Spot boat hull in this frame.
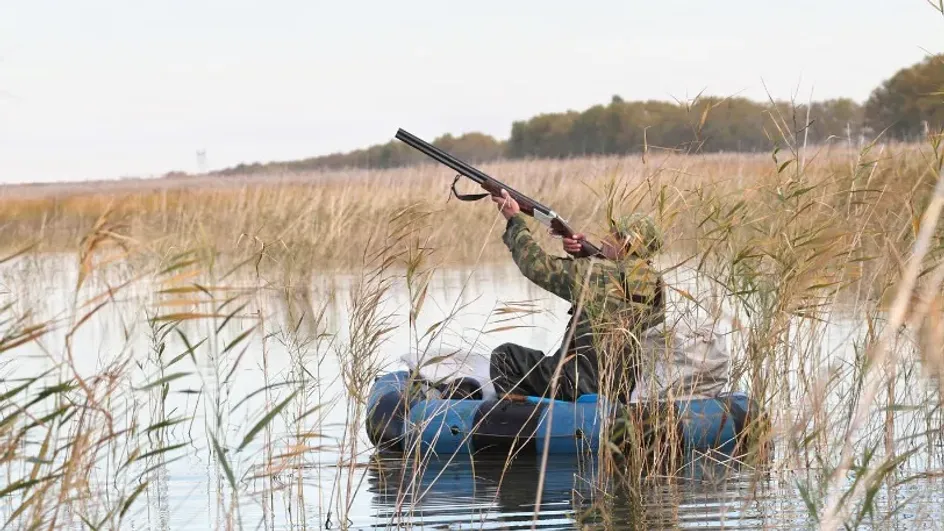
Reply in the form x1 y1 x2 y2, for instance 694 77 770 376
366 371 765 459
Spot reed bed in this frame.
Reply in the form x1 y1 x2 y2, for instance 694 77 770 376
0 142 928 273
1 131 943 529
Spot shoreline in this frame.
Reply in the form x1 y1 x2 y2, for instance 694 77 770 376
0 142 889 201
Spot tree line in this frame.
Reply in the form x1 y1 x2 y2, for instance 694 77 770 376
214 55 942 176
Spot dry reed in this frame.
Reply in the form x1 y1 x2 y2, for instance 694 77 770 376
1 133 943 529
0 143 925 273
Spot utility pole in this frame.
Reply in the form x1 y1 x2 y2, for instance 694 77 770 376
196 149 207 173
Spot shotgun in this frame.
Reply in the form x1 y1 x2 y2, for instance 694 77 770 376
394 128 603 258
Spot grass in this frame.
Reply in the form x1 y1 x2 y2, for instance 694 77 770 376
1 124 944 529
0 141 932 273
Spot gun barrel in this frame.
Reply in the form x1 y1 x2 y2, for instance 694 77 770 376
395 128 604 259
395 129 554 214
395 129 483 184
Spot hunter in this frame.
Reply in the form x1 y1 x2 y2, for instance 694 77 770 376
487 189 666 403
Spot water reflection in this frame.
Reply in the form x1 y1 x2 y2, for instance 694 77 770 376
362 453 796 530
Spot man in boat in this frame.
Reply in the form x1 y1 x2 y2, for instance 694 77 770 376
487 189 667 403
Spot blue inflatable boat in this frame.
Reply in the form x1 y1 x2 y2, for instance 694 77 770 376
366 370 765 459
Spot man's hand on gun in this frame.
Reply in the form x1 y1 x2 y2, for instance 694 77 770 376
491 188 585 258
562 233 586 256
491 189 520 220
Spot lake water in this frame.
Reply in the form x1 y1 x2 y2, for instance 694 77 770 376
1 254 942 529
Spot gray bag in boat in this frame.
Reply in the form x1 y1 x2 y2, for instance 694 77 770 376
630 320 732 402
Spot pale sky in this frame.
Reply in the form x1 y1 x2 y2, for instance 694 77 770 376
1 0 942 184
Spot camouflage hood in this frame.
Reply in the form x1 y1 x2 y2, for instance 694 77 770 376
610 213 663 259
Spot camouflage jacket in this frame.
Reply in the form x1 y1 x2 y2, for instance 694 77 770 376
501 214 665 362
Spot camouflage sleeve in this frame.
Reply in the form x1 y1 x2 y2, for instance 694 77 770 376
501 214 591 302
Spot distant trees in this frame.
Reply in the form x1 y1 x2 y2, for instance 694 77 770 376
804 98 865 144
506 95 862 157
215 132 507 176
432 132 505 163
213 55 942 176
864 54 944 140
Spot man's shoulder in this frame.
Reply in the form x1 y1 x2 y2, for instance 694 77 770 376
594 257 659 277
586 259 661 301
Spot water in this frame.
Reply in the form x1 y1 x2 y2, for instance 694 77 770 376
1 254 942 529
363 454 822 530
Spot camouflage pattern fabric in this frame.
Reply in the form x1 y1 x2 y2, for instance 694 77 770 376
501 214 664 330
491 214 666 401
610 213 663 259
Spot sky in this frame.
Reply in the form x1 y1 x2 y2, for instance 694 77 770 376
1 1 942 184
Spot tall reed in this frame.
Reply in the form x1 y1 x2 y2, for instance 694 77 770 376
1 132 943 529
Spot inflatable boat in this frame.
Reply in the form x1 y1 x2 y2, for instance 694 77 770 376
366 370 765 459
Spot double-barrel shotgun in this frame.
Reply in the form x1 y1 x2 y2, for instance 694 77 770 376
394 128 603 258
